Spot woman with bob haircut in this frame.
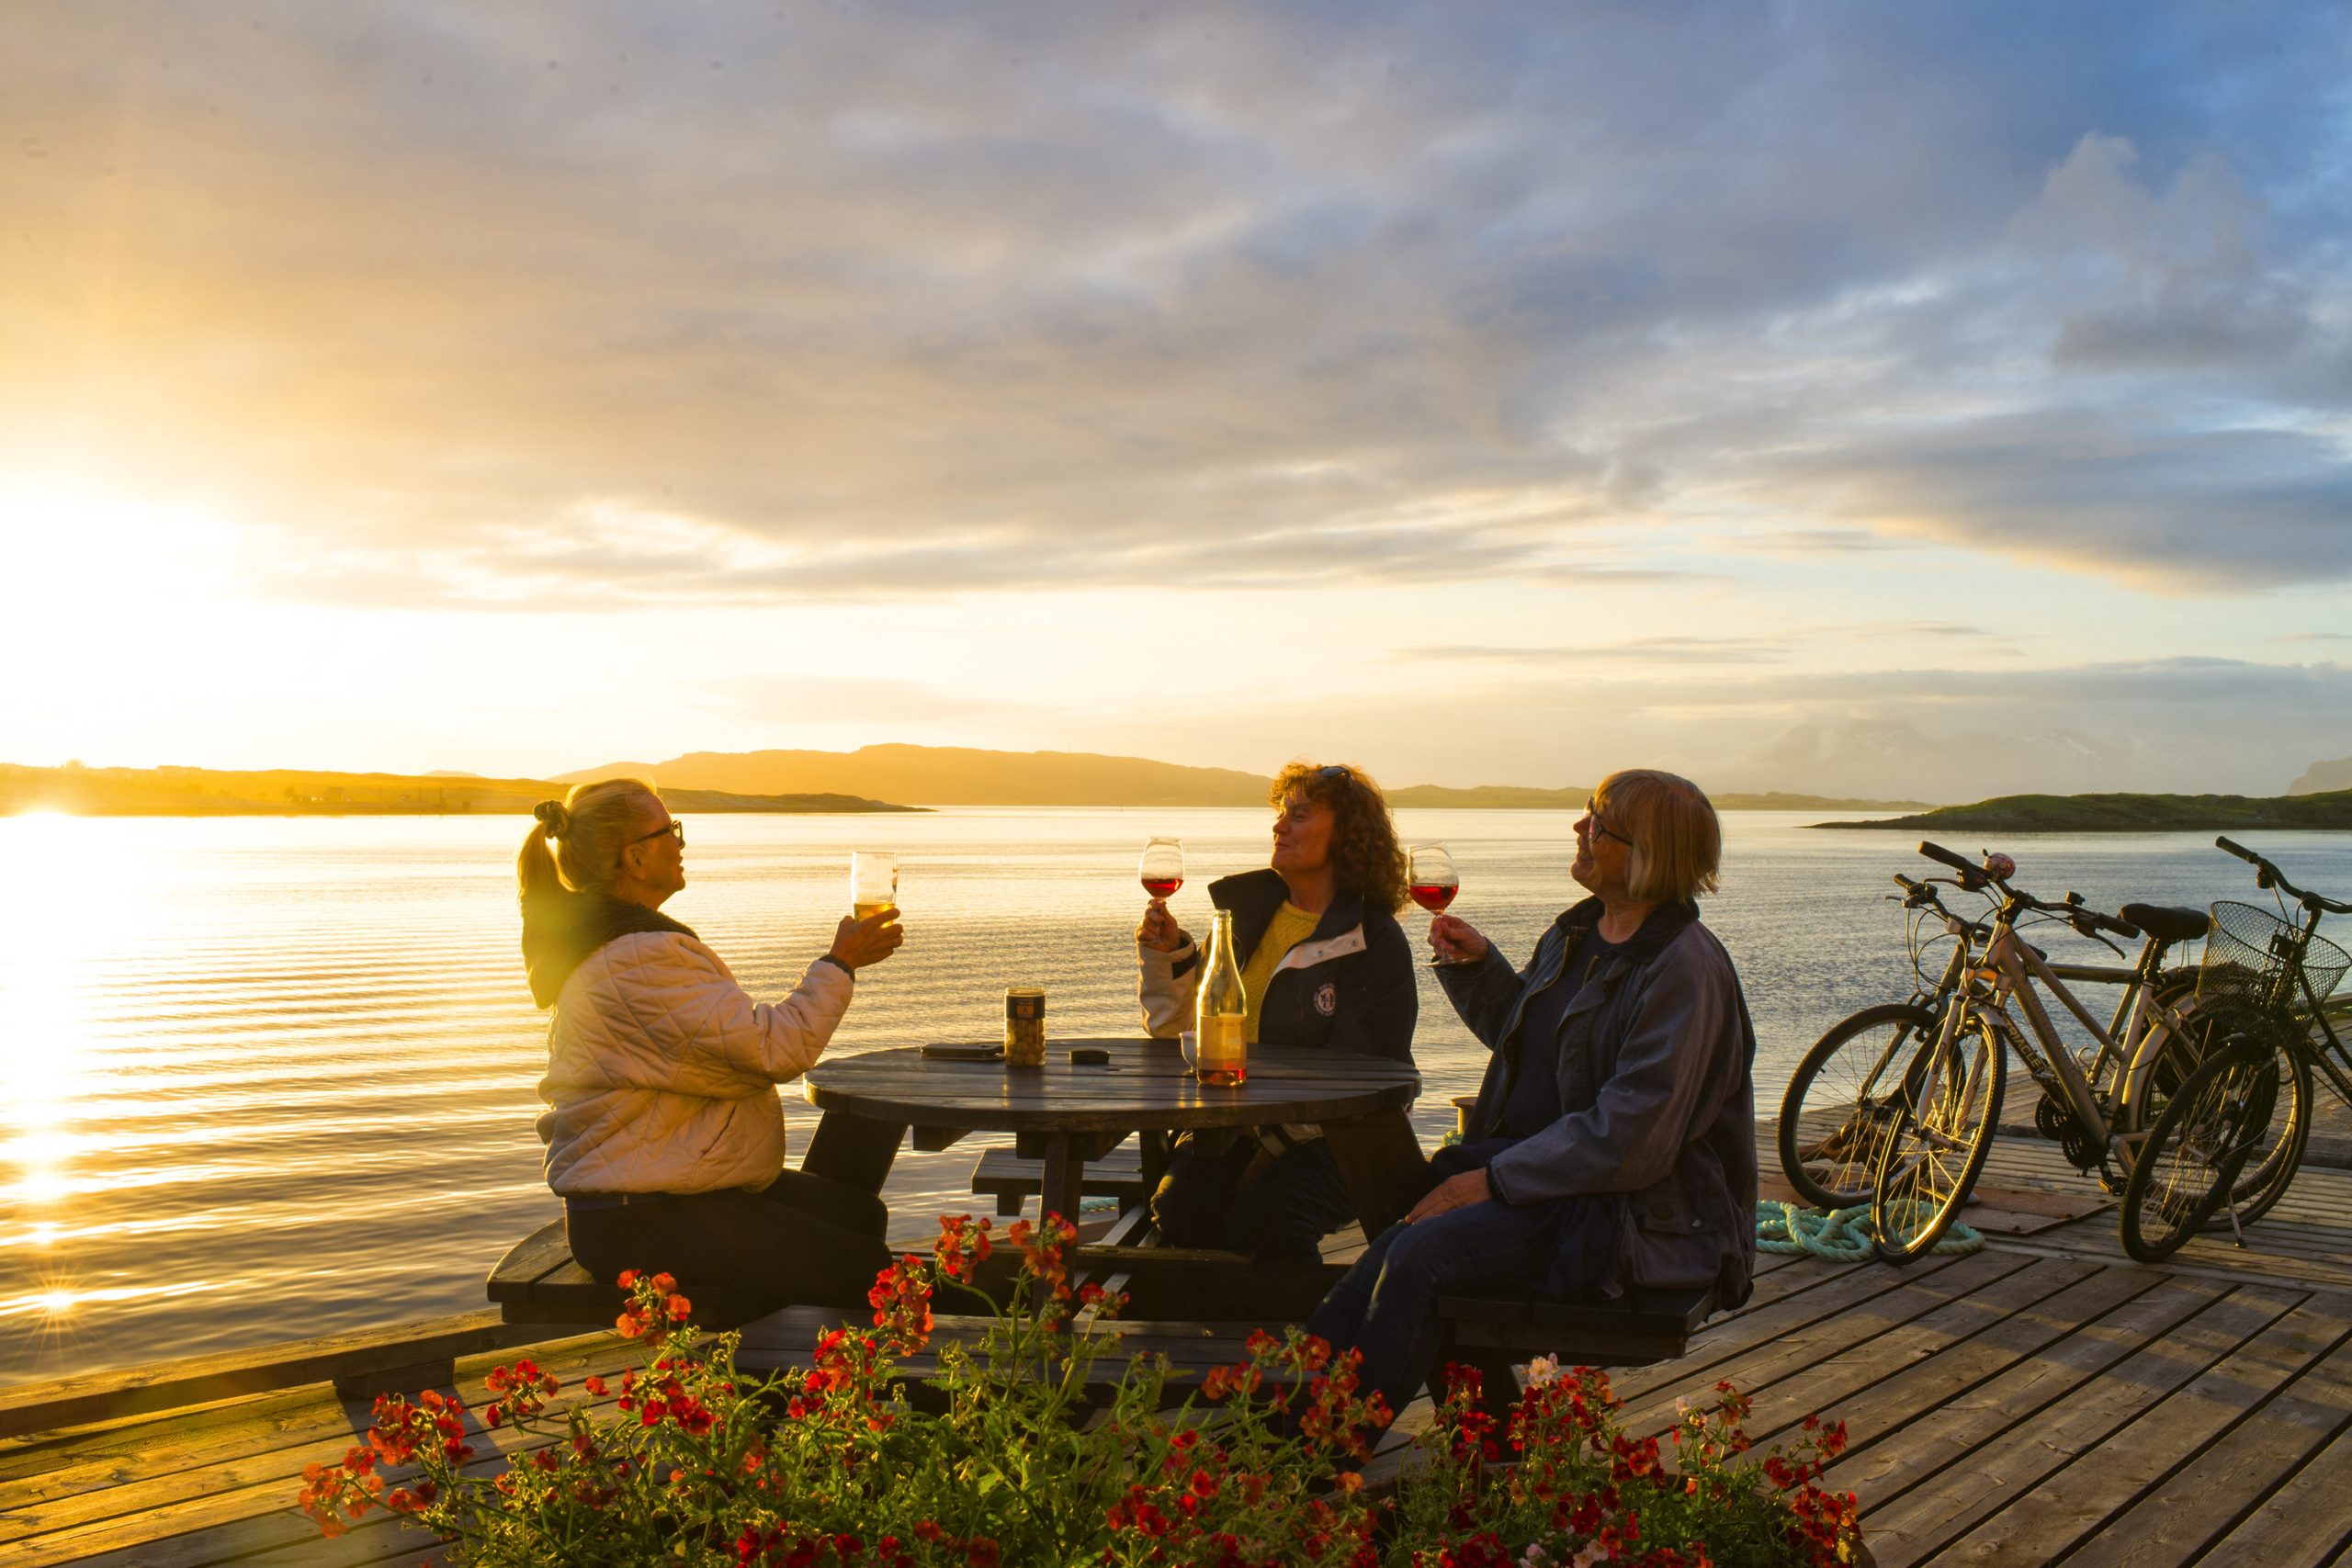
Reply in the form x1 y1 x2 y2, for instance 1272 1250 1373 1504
519 777 904 1309
1306 768 1756 1422
1136 761 1419 1263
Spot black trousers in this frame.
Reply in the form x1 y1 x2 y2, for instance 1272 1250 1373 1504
1148 1131 1356 1266
564 1168 892 1313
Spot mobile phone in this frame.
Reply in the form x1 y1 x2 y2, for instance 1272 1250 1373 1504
921 1042 1003 1061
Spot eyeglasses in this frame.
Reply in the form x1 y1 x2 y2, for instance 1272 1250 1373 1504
1582 800 1633 848
629 819 685 847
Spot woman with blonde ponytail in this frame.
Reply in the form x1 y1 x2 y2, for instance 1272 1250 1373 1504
518 778 905 1310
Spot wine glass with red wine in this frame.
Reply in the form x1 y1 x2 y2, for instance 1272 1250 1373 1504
1139 837 1185 901
1408 844 1459 915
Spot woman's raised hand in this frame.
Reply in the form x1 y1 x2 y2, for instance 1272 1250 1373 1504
829 908 905 971
1428 913 1489 965
1136 901 1190 953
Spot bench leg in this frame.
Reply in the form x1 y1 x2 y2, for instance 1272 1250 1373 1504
995 1193 1023 1218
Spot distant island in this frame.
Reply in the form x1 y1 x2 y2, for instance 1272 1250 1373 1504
2291 754 2352 795
1384 784 1927 812
563 744 1928 811
0 763 922 818
1813 790 2352 833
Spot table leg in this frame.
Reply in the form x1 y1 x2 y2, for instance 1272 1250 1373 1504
1323 1108 1430 1239
803 1111 906 1194
1137 1129 1171 1210
1037 1133 1085 1229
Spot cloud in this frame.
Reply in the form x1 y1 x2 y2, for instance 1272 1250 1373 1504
1170 655 2352 800
1408 635 1797 665
3 2 2349 606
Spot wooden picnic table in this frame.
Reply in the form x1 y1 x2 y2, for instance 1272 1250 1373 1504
799 1035 1427 1238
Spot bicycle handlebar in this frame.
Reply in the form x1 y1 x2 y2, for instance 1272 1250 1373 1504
2214 834 2352 916
1914 840 2141 941
1917 840 1990 884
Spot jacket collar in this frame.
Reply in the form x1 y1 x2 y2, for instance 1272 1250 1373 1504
1555 895 1700 968
522 891 697 1009
1210 866 1367 943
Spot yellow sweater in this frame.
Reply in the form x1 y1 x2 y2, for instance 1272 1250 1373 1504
1238 901 1320 1043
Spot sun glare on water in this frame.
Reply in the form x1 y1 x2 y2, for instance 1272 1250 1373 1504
0 811 136 1311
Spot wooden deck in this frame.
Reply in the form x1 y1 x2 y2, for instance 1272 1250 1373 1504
12 1135 2352 1566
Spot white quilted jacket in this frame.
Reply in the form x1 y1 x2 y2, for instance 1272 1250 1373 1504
535 931 854 1196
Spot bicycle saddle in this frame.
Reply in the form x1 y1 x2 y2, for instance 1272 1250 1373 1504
2120 904 2209 942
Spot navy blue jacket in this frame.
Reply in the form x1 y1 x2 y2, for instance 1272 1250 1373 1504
1138 868 1418 1065
1442 897 1756 1303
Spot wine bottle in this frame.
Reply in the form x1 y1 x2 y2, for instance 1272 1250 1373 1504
1195 908 1249 1086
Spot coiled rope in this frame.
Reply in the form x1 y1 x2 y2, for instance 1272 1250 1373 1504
1757 1200 1984 1259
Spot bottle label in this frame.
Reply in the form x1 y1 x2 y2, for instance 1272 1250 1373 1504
1198 1012 1247 1065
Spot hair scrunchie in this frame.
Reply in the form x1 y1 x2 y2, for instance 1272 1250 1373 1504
532 799 570 840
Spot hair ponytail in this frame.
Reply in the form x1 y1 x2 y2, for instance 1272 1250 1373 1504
516 799 569 901
514 780 662 901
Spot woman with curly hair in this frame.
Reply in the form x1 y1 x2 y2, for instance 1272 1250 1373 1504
1136 761 1419 1262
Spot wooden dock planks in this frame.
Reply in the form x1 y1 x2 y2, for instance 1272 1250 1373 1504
16 1135 2352 1564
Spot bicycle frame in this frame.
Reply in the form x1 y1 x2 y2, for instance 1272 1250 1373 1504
1968 919 2199 1162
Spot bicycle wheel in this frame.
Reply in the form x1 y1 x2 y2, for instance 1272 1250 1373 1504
2126 991 2311 1226
2120 1043 2281 1263
1778 1003 1935 1210
1870 1007 2007 1264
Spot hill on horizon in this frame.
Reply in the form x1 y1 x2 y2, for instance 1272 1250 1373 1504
2291 754 2352 795
1814 789 2352 833
561 744 1929 811
562 744 1273 807
0 763 915 818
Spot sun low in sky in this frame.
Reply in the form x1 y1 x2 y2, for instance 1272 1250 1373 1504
4 3 2349 801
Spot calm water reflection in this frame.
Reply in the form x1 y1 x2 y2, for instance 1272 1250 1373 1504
3 807 2346 1382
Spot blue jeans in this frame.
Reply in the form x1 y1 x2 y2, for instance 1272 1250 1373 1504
1304 1143 1615 1424
1150 1132 1356 1265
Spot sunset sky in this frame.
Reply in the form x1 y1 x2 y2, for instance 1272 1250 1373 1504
5 3 2349 800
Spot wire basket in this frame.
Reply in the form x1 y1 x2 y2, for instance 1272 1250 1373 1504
2199 901 2350 1012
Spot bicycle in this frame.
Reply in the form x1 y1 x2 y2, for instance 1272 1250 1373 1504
2179 836 2352 1231
1869 841 2275 1265
1779 865 2204 1213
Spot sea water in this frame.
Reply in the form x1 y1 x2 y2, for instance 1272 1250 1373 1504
4 807 2346 1383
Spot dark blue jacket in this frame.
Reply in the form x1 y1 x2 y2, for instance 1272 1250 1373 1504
1139 868 1417 1065
1442 897 1756 1303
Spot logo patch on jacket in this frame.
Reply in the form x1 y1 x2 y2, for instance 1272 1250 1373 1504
1314 982 1338 1016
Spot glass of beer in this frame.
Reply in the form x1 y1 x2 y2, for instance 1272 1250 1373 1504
850 852 898 921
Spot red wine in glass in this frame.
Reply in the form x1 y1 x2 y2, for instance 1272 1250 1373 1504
1408 844 1460 917
1139 837 1184 902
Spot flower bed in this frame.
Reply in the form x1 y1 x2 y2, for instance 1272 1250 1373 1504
299 1213 1862 1566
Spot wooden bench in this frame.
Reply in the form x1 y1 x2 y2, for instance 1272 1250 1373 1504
970 1144 1150 1217
1436 1285 1719 1419
488 1219 777 1328
0 1309 560 1438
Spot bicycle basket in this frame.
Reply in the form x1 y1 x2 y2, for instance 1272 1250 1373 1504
2200 901 2351 1011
